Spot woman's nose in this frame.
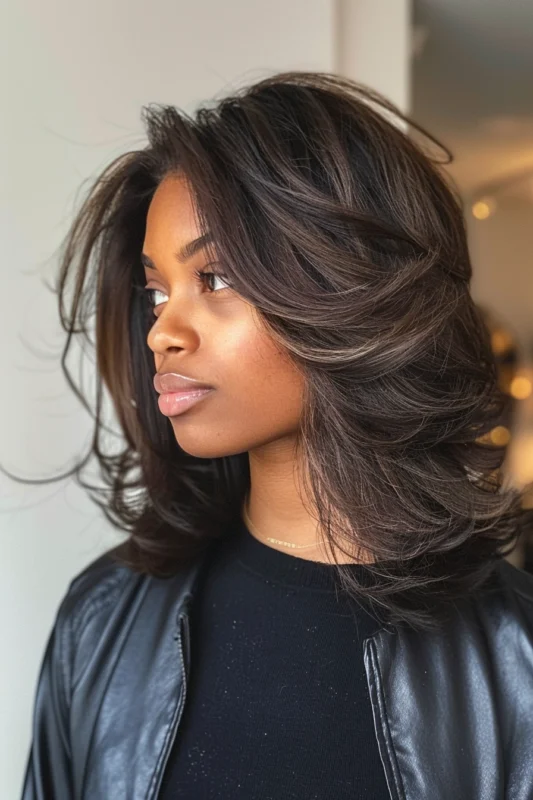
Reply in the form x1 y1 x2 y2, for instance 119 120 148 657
146 306 197 356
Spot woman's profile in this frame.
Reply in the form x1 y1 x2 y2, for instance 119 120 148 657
17 70 533 799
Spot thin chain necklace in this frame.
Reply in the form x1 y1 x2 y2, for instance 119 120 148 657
242 501 327 550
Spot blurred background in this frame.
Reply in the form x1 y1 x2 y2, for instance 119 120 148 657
2 0 532 795
411 0 533 569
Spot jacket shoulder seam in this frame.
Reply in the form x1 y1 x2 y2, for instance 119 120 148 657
512 584 533 606
496 560 533 606
57 546 138 679
73 573 130 639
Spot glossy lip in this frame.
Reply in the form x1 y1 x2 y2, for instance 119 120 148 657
157 388 214 417
153 371 214 394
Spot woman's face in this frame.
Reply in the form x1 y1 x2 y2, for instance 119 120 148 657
143 173 305 459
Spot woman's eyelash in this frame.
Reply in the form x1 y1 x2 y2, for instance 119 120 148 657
142 268 232 308
193 268 232 293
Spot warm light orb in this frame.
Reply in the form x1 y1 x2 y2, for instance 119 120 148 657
472 201 490 219
510 376 532 400
472 196 497 220
490 426 511 446
491 328 514 355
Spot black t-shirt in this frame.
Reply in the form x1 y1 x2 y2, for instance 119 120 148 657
159 516 390 799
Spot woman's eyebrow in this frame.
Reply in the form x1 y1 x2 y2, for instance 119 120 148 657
141 232 213 270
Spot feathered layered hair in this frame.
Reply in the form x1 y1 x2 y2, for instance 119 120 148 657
8 71 531 630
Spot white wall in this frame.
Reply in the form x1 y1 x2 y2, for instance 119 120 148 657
336 0 411 113
2 1 410 796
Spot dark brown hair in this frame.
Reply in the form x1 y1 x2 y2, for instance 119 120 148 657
6 70 531 631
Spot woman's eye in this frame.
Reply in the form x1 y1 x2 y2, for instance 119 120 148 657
142 270 232 312
194 269 233 293
144 288 168 308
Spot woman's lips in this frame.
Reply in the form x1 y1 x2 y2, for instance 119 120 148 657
157 388 214 417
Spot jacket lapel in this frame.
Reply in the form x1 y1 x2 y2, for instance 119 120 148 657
363 601 505 800
77 554 206 800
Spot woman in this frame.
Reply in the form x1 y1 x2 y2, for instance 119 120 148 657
19 71 533 799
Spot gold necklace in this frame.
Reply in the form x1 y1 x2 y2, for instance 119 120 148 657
242 502 327 550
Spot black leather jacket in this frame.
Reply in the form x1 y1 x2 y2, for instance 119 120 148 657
21 544 533 799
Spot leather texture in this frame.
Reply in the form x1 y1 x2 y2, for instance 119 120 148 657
20 544 533 799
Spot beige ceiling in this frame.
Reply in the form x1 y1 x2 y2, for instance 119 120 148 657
411 0 533 197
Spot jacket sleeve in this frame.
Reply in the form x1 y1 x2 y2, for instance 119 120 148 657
20 590 75 800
